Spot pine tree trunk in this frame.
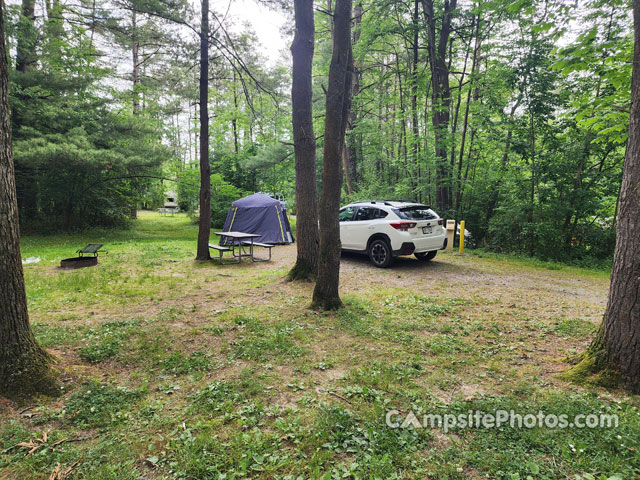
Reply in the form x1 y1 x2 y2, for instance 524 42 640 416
311 0 352 310
0 0 56 398
586 0 640 391
422 0 456 213
288 0 319 281
196 0 211 260
410 0 420 196
346 0 362 187
16 0 36 73
132 10 140 114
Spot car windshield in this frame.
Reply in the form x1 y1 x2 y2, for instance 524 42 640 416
393 206 438 220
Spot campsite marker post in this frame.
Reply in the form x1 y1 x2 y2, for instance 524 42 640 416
446 220 455 251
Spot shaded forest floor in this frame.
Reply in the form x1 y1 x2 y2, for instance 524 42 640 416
1 212 638 480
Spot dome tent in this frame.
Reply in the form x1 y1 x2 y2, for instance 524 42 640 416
220 193 294 245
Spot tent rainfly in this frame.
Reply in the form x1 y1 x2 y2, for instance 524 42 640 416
220 193 294 245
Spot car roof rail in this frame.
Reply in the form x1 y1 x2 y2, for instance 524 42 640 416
383 199 416 204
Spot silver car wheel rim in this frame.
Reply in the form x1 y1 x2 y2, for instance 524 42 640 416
372 243 387 264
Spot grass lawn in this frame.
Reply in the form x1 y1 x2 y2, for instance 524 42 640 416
1 212 638 480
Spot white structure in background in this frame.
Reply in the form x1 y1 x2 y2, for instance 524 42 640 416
159 191 180 215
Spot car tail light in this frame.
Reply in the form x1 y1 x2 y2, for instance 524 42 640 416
438 218 444 226
390 222 417 231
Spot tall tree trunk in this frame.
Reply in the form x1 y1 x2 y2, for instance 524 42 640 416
312 0 352 310
454 15 481 219
342 144 353 195
581 0 640 392
16 0 36 73
0 0 56 398
232 69 239 154
44 0 63 58
449 16 473 171
528 110 536 257
394 51 408 174
346 0 362 187
132 10 140 114
422 0 457 213
411 0 421 198
287 0 319 281
196 0 211 260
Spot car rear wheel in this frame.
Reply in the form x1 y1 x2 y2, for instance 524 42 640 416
368 239 393 268
415 250 437 261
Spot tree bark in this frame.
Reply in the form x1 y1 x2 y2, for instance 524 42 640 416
411 0 421 198
196 0 211 260
528 110 536 257
455 14 480 215
232 69 239 154
0 0 57 398
311 0 352 310
345 0 362 187
44 0 63 58
287 0 319 281
422 0 457 213
16 0 36 73
584 0 640 392
132 9 140 114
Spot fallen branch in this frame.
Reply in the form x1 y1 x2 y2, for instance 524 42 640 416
48 459 82 480
18 405 37 415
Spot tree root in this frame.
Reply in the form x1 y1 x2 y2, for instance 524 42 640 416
558 342 622 390
286 260 316 282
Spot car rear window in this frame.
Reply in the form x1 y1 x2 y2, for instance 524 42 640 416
393 206 438 220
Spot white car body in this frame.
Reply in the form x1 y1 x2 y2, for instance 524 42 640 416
339 201 447 267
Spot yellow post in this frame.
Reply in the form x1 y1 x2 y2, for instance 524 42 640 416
459 220 465 254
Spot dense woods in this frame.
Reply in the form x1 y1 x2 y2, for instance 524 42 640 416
3 0 640 473
2 0 632 265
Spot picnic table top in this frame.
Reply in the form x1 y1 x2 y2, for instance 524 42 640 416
77 243 104 254
214 232 261 239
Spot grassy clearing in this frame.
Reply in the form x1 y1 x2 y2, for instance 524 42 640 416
1 212 638 479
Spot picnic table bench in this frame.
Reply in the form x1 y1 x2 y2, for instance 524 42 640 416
210 232 273 263
76 243 108 257
241 241 273 262
208 243 239 264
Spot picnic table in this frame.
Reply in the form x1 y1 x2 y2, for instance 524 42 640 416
76 243 107 257
209 231 273 263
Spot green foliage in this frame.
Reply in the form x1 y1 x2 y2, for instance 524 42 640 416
231 316 307 361
437 392 639 479
65 381 144 428
8 34 169 230
159 350 217 375
177 169 245 227
78 320 138 364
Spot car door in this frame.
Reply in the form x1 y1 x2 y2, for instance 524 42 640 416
339 206 358 249
350 207 382 250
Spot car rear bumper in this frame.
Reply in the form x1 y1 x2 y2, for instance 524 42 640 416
392 233 447 255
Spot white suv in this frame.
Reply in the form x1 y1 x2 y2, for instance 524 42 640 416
339 201 447 268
